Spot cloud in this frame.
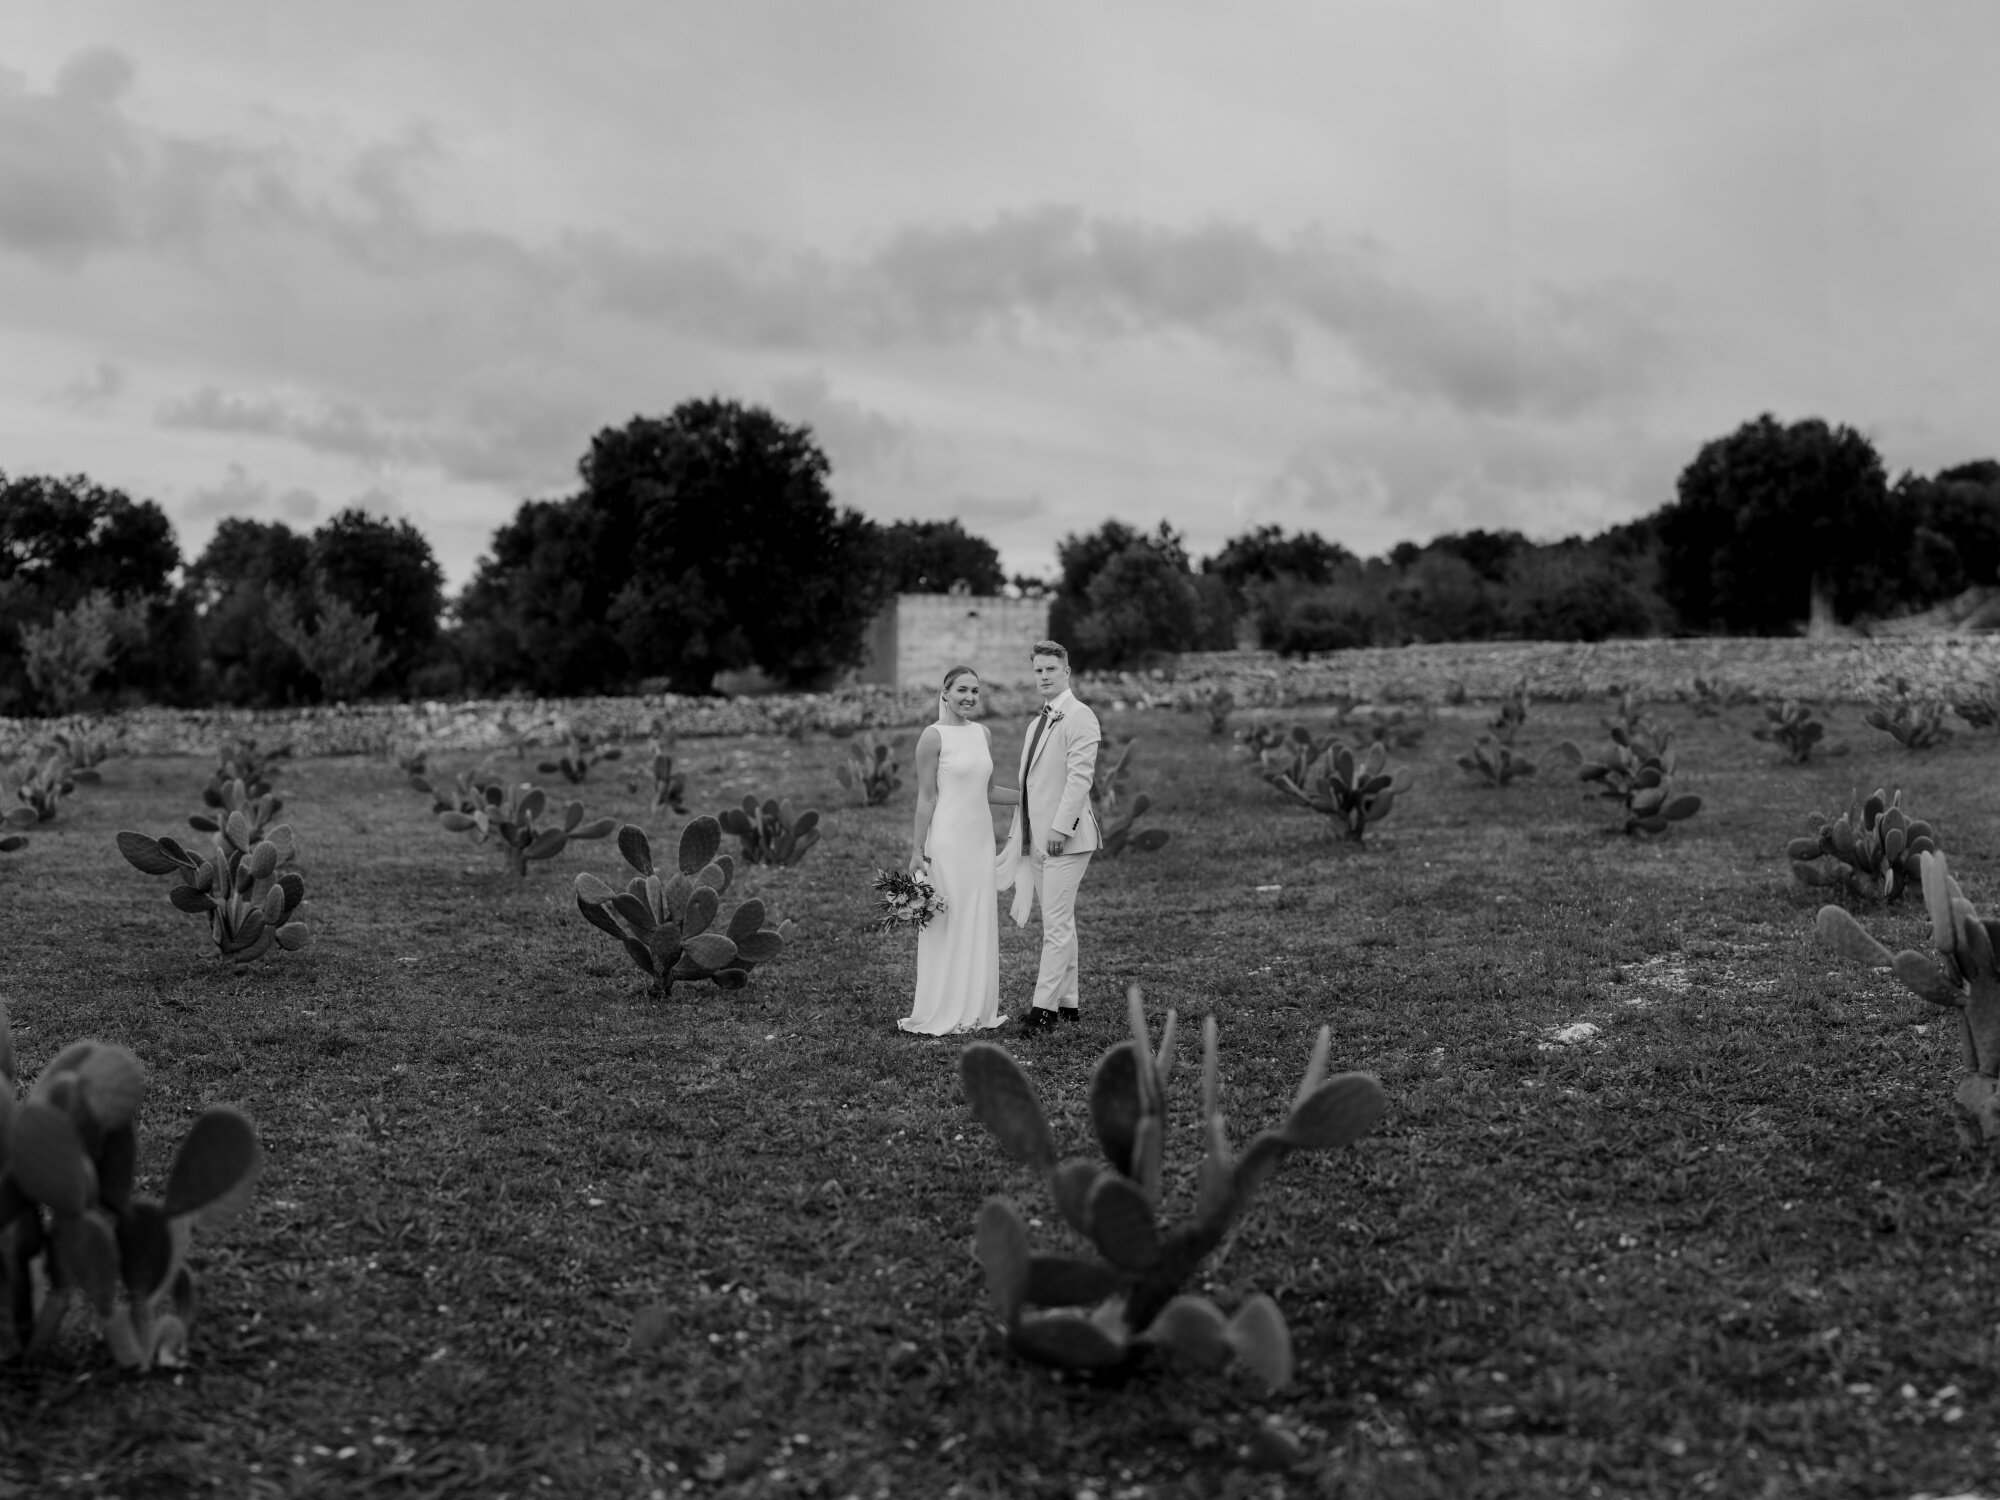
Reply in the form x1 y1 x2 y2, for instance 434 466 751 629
578 207 1680 417
157 385 413 465
951 494 1048 525
768 371 907 475
54 359 124 409
181 463 322 524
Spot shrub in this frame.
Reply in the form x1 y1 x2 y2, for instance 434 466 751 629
718 795 821 867
116 826 310 963
1789 787 1936 901
1265 741 1412 842
0 1010 264 1367
437 781 616 876
266 588 390 702
959 987 1387 1385
1456 737 1536 786
574 819 794 997
1555 723 1702 836
1865 677 1953 751
1817 852 2000 1148
1751 700 1831 764
834 735 905 806
18 590 125 713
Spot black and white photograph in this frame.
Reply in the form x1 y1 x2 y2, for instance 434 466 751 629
2 2 1999 1495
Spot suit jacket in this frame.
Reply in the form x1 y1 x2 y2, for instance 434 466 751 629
1010 688 1101 856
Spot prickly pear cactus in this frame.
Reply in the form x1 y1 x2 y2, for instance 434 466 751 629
960 986 1387 1386
575 818 796 997
0 1005 264 1367
637 749 687 815
1751 699 1831 763
435 780 615 875
209 738 288 800
1088 741 1169 856
1789 787 1936 900
717 794 821 867
1456 736 1535 787
1204 687 1234 736
189 777 285 848
3 752 82 826
1488 680 1529 744
1265 740 1411 842
834 736 905 806
1864 678 1953 751
117 824 311 963
538 726 622 784
1555 725 1701 836
1818 851 2000 1149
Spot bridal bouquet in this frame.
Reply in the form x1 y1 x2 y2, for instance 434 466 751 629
874 868 947 933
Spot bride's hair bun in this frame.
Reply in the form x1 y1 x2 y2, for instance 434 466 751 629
941 665 978 692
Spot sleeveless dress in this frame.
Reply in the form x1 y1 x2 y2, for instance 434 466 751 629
899 722 1003 1035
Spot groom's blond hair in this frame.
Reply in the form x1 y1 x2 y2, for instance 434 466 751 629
1030 640 1069 665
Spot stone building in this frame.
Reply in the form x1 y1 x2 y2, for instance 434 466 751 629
851 592 1052 688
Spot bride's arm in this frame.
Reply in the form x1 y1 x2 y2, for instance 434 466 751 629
981 725 1020 805
909 726 942 872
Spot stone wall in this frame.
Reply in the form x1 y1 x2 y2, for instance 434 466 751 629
854 594 1052 688
8 635 1997 759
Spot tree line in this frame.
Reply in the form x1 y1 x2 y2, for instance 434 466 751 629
4 403 1997 714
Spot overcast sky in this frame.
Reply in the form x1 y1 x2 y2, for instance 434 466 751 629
2 1 1996 588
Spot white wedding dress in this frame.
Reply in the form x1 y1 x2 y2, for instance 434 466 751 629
899 722 1004 1035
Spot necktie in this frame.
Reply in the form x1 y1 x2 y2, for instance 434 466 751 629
1021 706 1051 852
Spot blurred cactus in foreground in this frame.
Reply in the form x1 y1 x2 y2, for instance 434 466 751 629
1456 736 1536 787
1818 852 2000 1149
718 794 820 866
0 1007 264 1368
575 817 795 997
1789 787 1936 901
117 819 310 964
834 735 905 806
1266 740 1412 842
436 780 616 876
960 986 1387 1386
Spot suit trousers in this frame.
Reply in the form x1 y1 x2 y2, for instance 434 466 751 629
1027 850 1093 1012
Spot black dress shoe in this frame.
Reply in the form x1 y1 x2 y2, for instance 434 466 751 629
1058 1007 1080 1025
1023 1008 1056 1033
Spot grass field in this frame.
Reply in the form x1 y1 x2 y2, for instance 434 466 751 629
2 695 1999 1499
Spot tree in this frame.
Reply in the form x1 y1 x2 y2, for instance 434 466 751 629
19 591 127 712
310 510 445 692
0 472 186 712
565 400 885 693
453 497 628 696
1048 520 1198 661
266 589 391 702
185 519 316 706
1657 415 1898 633
1071 542 1203 667
1893 461 2000 601
875 520 1005 594
1204 525 1356 597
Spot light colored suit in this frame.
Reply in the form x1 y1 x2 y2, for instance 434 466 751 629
997 688 1101 1012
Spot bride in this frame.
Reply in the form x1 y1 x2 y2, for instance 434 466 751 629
899 665 1020 1035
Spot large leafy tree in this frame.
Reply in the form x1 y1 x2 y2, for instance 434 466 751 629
0 471 192 711
455 497 628 696
463 400 886 695
1892 460 2000 603
874 519 1005 594
1658 415 1899 633
586 400 886 691
184 518 316 706
309 509 445 692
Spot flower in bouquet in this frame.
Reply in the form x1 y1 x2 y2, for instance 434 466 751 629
874 867 947 933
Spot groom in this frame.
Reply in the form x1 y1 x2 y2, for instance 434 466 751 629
1015 640 1101 1035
